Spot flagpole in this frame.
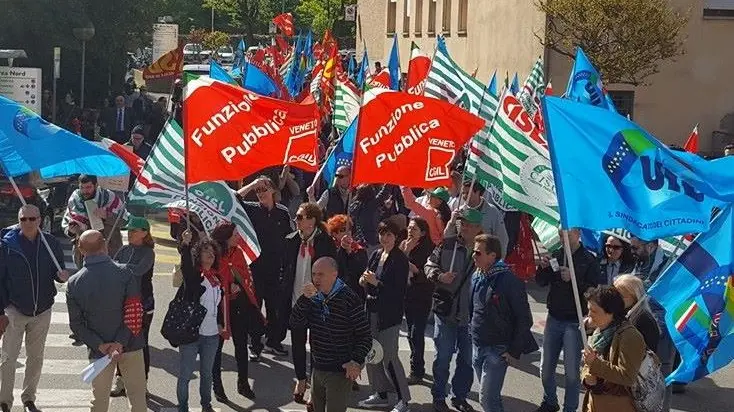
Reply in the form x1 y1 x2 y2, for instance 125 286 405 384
182 75 191 232
0 163 63 272
561 229 588 347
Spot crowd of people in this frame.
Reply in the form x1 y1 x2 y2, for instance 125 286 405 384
2 81 733 412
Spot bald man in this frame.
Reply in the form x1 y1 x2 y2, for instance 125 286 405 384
290 257 372 412
66 230 146 412
0 205 68 412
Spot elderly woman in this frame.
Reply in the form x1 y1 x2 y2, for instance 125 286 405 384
581 285 646 412
613 275 660 352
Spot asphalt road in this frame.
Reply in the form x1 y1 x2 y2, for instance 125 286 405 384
5 228 732 412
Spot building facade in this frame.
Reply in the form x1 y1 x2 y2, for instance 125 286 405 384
357 0 734 154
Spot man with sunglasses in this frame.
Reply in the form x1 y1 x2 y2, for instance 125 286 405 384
311 165 352 220
237 175 294 359
0 205 68 412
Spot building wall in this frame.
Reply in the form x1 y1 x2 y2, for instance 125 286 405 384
357 0 546 83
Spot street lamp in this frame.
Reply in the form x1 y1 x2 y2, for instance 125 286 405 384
73 23 95 109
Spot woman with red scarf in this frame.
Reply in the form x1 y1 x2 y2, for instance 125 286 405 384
210 222 260 401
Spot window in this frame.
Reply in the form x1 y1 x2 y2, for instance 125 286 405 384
403 0 410 36
415 0 424 36
442 0 452 34
428 0 437 36
387 0 397 35
704 0 734 18
458 0 468 35
608 91 635 119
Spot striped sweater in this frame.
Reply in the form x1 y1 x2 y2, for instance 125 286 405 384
290 286 372 372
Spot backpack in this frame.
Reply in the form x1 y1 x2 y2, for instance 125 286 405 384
630 349 665 412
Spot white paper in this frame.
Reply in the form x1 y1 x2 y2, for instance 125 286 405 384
84 200 105 231
81 354 112 384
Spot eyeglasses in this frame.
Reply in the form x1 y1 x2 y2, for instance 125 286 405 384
254 187 269 194
295 214 309 221
605 244 622 250
20 217 38 222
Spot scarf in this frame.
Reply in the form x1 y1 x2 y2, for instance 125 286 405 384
588 321 621 357
201 267 220 287
311 278 346 321
300 230 317 258
62 187 126 230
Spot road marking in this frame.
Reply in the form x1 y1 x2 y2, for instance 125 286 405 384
22 333 78 348
16 358 88 375
51 312 69 325
13 389 90 408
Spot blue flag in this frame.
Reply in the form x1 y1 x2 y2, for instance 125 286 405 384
233 38 246 69
487 70 498 97
542 96 716 239
348 54 357 80
649 205 734 383
564 47 614 110
510 73 520 95
229 63 280 97
210 61 238 85
357 49 370 90
0 96 128 178
437 35 448 55
388 36 401 91
322 117 357 187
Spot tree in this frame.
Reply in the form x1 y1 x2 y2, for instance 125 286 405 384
296 0 356 37
204 0 264 44
536 0 688 86
203 31 232 57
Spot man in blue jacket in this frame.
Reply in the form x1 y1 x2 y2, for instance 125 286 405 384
0 205 69 412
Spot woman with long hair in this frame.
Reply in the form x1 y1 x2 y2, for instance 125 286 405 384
176 232 228 412
581 286 646 412
282 203 337 403
109 216 156 397
359 220 412 412
400 186 450 245
326 214 368 298
400 217 436 385
210 222 259 401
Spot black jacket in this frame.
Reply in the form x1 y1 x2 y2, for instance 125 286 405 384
629 306 660 352
365 247 409 331
335 246 368 299
281 229 337 303
239 199 293 279
470 263 539 359
179 244 224 327
405 236 435 315
536 244 600 321
0 227 66 317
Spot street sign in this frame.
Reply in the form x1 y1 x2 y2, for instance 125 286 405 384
345 4 357 21
0 66 42 114
53 47 61 79
152 23 179 62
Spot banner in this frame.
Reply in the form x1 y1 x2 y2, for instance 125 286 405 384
352 89 484 188
143 46 183 80
183 73 320 183
406 42 430 95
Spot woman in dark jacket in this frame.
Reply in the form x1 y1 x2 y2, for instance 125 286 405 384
613 274 660 352
282 202 337 403
210 222 260 401
599 235 635 285
326 214 368 298
400 217 435 385
358 220 412 411
349 184 392 252
177 231 227 412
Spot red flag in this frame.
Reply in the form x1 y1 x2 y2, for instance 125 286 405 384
684 124 699 153
370 68 392 89
504 213 536 281
99 139 144 176
272 13 294 36
183 74 320 183
275 35 289 55
143 46 183 80
545 81 553 96
406 42 431 95
353 90 485 188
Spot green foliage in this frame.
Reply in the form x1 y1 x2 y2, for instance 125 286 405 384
295 0 356 37
203 31 232 54
536 0 688 85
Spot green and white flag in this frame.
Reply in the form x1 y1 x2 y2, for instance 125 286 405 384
469 89 559 224
333 78 360 133
532 217 561 252
517 56 545 117
129 120 261 262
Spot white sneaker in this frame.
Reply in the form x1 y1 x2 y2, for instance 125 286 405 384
358 393 390 408
390 400 411 412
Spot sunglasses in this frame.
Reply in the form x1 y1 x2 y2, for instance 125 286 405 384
335 174 348 179
472 250 484 256
605 244 622 250
254 187 270 194
20 217 39 222
295 214 310 221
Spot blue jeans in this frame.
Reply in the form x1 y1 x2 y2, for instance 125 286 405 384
473 345 509 412
540 315 582 412
177 334 220 412
431 314 473 402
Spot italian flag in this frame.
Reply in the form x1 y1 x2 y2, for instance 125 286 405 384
406 42 431 95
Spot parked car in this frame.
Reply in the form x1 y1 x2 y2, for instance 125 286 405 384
183 43 209 63
217 46 234 64
0 172 74 234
